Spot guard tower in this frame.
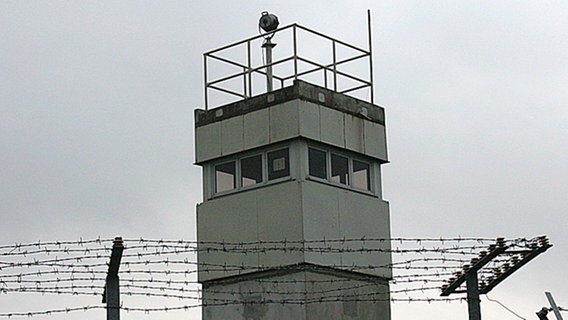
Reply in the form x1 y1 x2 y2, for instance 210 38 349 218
195 12 391 319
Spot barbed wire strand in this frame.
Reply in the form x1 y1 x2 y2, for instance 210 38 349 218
0 236 548 318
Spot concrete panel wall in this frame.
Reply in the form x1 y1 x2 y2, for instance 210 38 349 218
304 271 390 320
195 99 388 164
197 181 305 282
269 100 300 143
344 113 364 153
319 106 345 149
244 108 269 149
197 193 259 282
364 120 388 160
195 121 221 162
198 179 391 281
256 183 304 267
301 182 341 267
202 269 390 320
298 101 320 139
302 182 391 279
338 193 392 279
221 115 244 155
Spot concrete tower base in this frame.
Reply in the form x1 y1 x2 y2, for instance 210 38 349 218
202 264 390 320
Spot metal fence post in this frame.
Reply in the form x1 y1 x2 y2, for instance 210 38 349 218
102 237 124 320
466 271 481 320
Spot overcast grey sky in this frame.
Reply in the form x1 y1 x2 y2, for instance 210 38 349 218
1 1 567 319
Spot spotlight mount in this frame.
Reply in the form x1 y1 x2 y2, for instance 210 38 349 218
258 11 279 92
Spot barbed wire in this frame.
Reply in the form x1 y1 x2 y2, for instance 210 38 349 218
3 280 444 298
0 295 469 318
1 236 537 255
0 236 548 318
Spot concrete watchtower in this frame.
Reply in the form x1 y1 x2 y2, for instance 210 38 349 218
195 13 391 319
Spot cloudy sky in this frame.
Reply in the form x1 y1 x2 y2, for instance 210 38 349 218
1 1 567 319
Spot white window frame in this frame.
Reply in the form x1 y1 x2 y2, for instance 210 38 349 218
307 145 374 193
209 146 292 197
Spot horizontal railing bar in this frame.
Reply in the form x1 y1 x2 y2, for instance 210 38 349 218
208 52 367 89
207 85 246 99
208 67 286 89
285 56 367 82
295 57 370 84
293 66 326 79
281 52 368 81
205 23 368 61
295 24 368 55
206 54 249 70
333 53 369 68
249 69 286 82
340 84 370 94
204 24 297 56
238 56 293 80
207 61 289 92
207 71 246 87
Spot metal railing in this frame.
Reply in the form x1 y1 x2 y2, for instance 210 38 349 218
203 18 374 110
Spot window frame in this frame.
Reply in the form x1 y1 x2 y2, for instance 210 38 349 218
214 161 237 193
308 147 327 180
352 159 371 191
267 148 291 181
210 146 292 197
240 154 263 188
330 152 349 185
307 145 374 193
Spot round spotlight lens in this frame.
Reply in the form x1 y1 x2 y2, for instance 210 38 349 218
259 11 279 32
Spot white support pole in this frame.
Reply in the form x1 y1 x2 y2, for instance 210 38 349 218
262 39 276 92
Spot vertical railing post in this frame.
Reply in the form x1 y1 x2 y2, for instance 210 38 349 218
367 9 375 104
203 54 209 110
293 25 298 81
247 41 252 97
332 40 337 92
243 67 247 97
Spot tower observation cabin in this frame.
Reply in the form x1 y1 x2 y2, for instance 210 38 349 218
195 11 392 320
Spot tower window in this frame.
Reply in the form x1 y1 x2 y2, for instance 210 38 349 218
308 148 327 179
308 145 373 192
211 146 291 196
215 162 236 193
267 148 289 181
241 155 263 187
331 153 349 185
352 160 370 191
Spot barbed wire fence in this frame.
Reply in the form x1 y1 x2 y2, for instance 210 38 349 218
0 236 548 318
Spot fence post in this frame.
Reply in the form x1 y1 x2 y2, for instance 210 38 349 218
102 237 124 320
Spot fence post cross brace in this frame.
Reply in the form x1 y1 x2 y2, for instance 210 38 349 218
440 236 552 320
102 237 124 320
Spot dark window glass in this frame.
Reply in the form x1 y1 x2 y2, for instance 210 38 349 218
241 155 263 187
331 153 348 185
308 148 327 179
352 160 370 191
215 162 235 193
267 148 289 180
